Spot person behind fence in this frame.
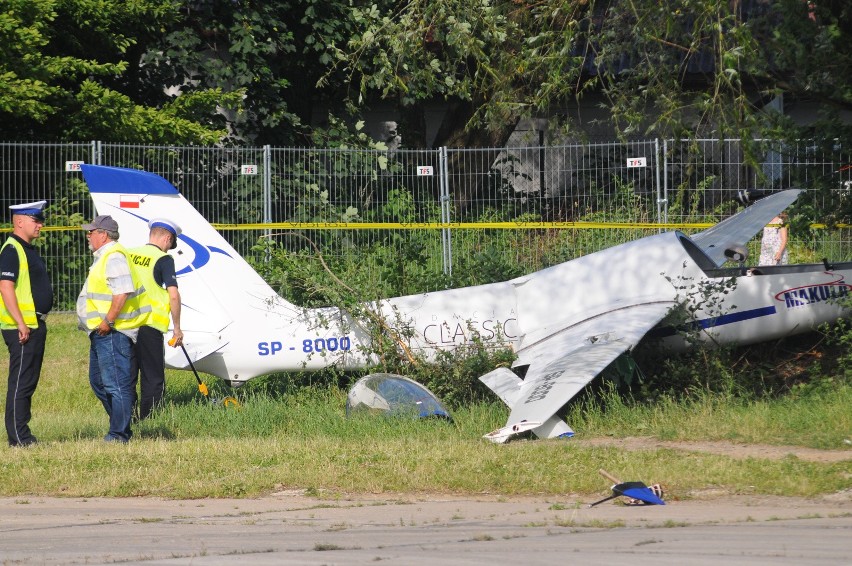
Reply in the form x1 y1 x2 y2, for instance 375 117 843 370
1 201 53 447
127 218 183 421
76 215 149 443
759 212 789 266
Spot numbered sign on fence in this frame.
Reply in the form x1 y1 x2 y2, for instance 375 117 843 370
626 157 647 168
241 164 258 175
417 166 434 176
65 161 84 172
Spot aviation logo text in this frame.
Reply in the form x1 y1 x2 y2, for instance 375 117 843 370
258 336 352 356
775 275 851 308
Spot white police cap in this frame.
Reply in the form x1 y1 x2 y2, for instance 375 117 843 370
148 218 182 249
10 200 47 221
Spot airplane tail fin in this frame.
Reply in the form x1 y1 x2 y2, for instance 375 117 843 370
80 165 296 339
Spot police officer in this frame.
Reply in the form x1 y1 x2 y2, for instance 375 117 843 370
127 218 183 420
77 215 148 442
1 200 53 447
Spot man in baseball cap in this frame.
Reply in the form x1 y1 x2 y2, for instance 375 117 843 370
77 213 146 442
81 214 119 233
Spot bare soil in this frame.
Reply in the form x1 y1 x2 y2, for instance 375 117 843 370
2 491 851 564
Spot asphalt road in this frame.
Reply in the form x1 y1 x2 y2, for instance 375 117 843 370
1 493 850 565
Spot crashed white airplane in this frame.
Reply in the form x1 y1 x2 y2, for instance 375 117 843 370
81 165 852 442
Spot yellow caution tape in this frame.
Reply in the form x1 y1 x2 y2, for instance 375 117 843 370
211 221 851 230
213 221 706 230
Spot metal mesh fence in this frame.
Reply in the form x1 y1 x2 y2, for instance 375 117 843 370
1 140 849 311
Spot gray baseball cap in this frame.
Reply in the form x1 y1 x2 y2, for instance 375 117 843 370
81 215 119 232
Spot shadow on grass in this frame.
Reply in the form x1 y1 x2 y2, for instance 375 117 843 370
55 424 111 442
135 424 176 440
166 369 346 406
164 364 431 418
55 423 178 442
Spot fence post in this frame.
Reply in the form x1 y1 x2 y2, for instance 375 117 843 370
263 144 271 228
439 146 452 276
263 144 272 262
654 138 663 228
661 138 669 225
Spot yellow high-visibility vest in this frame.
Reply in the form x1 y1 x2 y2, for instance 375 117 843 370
0 238 37 330
127 245 171 332
84 243 150 330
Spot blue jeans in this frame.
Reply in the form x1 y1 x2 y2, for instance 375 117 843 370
89 331 135 442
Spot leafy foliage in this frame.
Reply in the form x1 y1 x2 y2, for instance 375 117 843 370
0 0 128 123
30 176 92 310
4 0 851 153
327 0 852 144
407 341 516 409
813 294 852 389
0 0 237 142
67 82 240 144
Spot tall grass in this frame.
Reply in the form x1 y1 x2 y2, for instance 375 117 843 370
570 385 852 449
0 315 849 500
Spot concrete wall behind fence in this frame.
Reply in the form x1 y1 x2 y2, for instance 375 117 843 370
1 140 849 311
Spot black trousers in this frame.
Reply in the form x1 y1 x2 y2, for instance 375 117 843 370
131 325 166 420
3 320 47 446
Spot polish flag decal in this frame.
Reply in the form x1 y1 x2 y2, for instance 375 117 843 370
120 195 140 208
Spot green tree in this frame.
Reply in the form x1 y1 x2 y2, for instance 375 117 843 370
0 0 240 143
138 0 374 145
328 0 523 148
328 0 851 143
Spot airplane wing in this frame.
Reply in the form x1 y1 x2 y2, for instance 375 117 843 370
691 189 801 267
492 302 675 437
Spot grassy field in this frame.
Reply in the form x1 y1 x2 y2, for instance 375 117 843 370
0 314 849 500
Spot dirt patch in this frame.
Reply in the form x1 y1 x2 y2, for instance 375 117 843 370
575 436 852 463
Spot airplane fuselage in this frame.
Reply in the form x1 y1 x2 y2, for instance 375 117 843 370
183 231 852 385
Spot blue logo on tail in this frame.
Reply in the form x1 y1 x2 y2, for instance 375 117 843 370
109 207 232 275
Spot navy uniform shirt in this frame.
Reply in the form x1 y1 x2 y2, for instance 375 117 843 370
149 245 178 289
0 234 54 314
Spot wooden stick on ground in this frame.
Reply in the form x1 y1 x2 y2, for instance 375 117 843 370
598 469 623 485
